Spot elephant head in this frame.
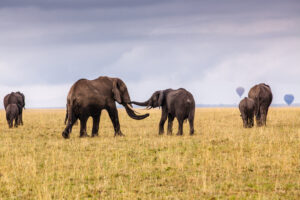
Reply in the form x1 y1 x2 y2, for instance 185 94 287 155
112 78 149 120
130 90 165 109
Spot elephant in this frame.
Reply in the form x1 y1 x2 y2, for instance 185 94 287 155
131 88 195 135
62 76 149 139
239 97 256 128
6 104 19 128
3 91 25 125
248 83 272 126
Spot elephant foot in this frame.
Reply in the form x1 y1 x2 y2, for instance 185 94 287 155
80 133 90 138
256 122 263 127
176 132 183 136
115 131 124 137
190 130 194 135
62 131 70 139
91 133 99 137
167 131 172 135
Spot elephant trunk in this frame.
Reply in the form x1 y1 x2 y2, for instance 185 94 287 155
123 104 149 120
130 100 150 107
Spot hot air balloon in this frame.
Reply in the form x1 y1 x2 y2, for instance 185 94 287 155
284 94 294 106
236 87 245 98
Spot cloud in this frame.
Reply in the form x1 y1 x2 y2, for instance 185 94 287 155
0 0 299 107
0 84 70 108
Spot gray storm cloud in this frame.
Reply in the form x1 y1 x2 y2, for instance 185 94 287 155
0 0 300 108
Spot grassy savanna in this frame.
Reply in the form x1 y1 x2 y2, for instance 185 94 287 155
0 108 300 199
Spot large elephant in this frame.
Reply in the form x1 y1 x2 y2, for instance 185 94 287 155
239 97 256 128
248 83 272 126
6 104 19 128
3 91 25 125
62 76 149 139
131 88 195 135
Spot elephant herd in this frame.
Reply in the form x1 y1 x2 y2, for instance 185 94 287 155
2 76 272 138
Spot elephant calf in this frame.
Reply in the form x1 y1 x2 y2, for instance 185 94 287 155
239 97 255 128
6 104 19 128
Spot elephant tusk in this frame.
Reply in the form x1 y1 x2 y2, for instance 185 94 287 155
127 104 141 114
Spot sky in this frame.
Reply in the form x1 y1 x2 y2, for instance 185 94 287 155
0 0 300 108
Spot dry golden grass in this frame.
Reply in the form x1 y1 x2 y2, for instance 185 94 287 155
0 108 300 199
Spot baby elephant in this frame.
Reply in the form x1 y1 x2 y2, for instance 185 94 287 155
239 97 256 128
6 104 19 128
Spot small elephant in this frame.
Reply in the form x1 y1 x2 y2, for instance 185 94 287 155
6 104 19 128
131 88 195 135
239 97 256 128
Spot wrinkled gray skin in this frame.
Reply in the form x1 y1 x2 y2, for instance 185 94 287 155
62 76 149 139
6 104 19 128
131 88 195 135
3 92 25 125
239 97 256 128
248 83 273 126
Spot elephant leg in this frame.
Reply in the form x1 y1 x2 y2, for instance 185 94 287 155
14 117 18 128
167 114 174 135
8 120 13 128
249 116 254 128
246 116 251 128
107 105 123 136
17 114 20 125
241 113 247 128
188 116 194 135
243 118 248 128
256 108 262 127
17 109 23 125
264 107 270 126
159 109 168 135
79 116 89 138
176 118 184 136
92 112 101 137
62 115 78 139
259 106 267 126
17 114 21 125
20 112 23 125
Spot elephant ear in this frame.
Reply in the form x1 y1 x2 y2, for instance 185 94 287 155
112 79 122 104
158 90 165 107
